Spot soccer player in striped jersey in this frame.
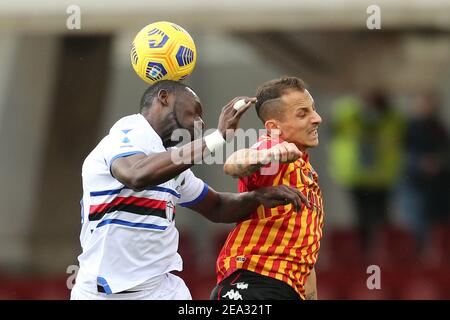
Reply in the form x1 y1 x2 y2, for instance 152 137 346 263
211 76 323 300
71 80 308 300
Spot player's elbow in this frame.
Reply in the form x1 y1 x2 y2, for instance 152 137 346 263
223 163 241 179
112 163 150 191
120 172 153 191
127 178 147 191
119 176 143 191
223 154 241 176
223 163 233 176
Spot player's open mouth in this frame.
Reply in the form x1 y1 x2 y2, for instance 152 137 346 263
308 129 318 138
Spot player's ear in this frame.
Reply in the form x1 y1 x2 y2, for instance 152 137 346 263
265 120 281 136
157 89 170 107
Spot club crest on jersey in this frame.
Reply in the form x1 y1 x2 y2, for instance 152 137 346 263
302 169 314 184
166 200 175 221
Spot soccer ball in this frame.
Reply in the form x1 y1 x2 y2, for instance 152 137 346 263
131 21 197 85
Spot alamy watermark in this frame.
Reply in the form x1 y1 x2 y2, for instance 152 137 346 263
66 264 78 289
366 264 381 290
366 5 381 30
66 263 382 291
66 5 81 30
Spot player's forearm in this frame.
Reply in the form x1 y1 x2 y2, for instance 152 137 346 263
210 191 261 223
118 139 208 190
223 149 265 178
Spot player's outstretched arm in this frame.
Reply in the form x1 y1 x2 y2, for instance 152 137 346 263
187 184 310 223
111 97 256 191
223 141 302 178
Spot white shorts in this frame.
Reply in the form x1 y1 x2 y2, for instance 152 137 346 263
70 273 192 300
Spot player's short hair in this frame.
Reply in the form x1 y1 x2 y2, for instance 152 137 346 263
255 76 306 122
140 80 192 112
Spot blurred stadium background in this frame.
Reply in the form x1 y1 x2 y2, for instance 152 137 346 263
0 0 449 299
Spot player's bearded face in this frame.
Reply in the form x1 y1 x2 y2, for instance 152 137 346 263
278 90 322 151
173 99 202 135
163 95 203 147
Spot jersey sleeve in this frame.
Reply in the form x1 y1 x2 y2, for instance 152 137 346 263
178 169 209 207
104 126 151 170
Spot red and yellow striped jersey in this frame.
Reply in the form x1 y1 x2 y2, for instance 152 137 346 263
216 136 324 299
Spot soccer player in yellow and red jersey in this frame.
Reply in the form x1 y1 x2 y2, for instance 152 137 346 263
211 76 324 300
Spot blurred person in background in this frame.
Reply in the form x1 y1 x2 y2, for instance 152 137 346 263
328 89 405 252
401 92 450 254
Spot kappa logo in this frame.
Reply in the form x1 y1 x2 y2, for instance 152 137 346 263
233 282 248 290
222 289 243 300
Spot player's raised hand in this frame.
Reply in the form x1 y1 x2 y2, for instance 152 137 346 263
217 96 257 139
251 185 311 211
259 141 302 164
